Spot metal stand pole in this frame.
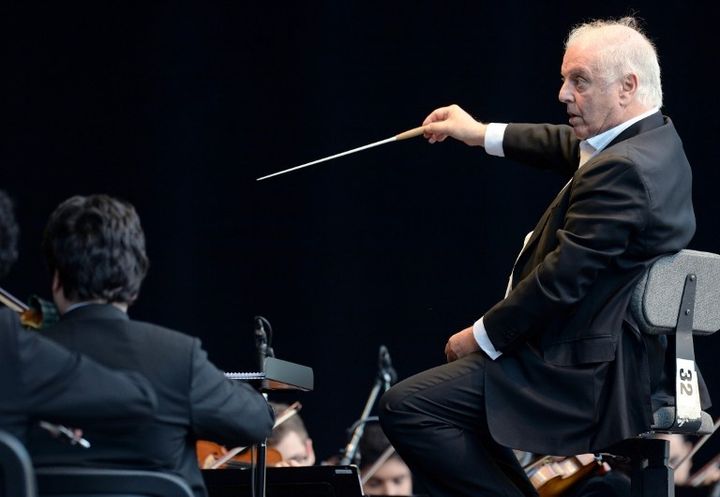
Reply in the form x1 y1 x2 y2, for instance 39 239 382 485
339 368 393 466
254 440 268 497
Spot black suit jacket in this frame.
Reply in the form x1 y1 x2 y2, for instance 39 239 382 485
481 113 700 454
0 307 156 443
28 304 274 497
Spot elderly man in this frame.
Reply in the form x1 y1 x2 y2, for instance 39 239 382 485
380 17 704 497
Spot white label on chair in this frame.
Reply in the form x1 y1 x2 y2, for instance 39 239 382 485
676 358 702 426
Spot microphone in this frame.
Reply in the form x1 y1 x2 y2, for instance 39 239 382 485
254 316 274 371
378 345 398 387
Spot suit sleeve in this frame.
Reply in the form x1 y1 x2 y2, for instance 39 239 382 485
15 318 157 426
188 338 274 446
503 123 581 176
483 155 649 351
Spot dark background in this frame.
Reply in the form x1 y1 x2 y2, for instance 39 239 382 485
4 1 720 467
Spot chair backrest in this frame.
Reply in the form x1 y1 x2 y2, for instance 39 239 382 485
631 249 720 336
36 468 193 497
0 430 37 497
630 249 720 434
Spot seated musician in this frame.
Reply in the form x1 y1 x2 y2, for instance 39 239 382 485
359 423 413 496
1 189 157 445
267 401 316 466
28 194 274 497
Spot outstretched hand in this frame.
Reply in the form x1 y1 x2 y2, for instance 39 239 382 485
422 104 487 146
445 326 480 362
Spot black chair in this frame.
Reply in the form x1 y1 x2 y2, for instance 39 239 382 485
0 430 37 497
36 467 193 497
605 249 720 497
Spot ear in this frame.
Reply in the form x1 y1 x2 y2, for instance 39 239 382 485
619 73 638 105
51 270 70 314
305 438 316 466
52 270 62 293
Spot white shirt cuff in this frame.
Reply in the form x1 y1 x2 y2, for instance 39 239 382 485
472 317 503 360
483 123 508 157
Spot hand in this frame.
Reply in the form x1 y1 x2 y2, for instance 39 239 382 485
422 104 487 146
444 326 480 362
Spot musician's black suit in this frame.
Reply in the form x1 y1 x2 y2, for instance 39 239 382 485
28 304 274 497
0 307 156 443
380 112 704 497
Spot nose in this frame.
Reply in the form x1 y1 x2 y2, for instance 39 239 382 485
380 483 394 495
558 81 573 104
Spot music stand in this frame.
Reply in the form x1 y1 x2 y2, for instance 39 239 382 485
225 357 314 497
203 465 364 497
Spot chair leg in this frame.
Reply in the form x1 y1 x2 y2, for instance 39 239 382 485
627 438 674 497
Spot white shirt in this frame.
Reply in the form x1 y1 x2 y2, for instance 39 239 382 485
473 108 660 360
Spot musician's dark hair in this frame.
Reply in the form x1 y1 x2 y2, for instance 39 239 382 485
0 190 19 280
42 194 149 304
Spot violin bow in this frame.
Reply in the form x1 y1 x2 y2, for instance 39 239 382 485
671 416 720 471
360 444 397 485
0 285 29 312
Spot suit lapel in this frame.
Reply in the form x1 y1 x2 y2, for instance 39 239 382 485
509 111 666 289
511 180 573 288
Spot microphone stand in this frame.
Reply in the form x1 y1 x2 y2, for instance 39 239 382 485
253 316 274 497
339 345 396 466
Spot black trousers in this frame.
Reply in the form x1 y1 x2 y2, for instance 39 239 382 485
379 352 539 497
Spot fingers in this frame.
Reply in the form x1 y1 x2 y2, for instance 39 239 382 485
423 106 455 144
444 339 457 363
422 106 452 126
423 122 449 144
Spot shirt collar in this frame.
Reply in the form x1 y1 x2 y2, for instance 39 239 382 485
64 301 128 315
583 107 660 160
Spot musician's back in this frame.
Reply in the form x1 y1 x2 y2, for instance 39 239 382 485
27 302 273 497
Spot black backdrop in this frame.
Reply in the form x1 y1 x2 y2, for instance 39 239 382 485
4 1 720 465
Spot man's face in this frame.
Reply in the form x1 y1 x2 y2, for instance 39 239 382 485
362 458 413 496
558 43 625 139
271 431 315 466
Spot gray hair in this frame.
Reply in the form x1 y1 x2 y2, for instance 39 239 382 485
566 17 663 108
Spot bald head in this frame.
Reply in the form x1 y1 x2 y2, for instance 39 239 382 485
565 17 662 109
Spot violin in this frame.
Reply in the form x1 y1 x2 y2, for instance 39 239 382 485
197 440 283 469
197 401 301 469
0 286 59 329
525 453 605 497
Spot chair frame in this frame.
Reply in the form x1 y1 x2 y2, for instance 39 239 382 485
0 430 37 497
604 250 720 497
36 467 194 497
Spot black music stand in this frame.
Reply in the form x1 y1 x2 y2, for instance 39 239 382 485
225 357 313 497
203 465 364 497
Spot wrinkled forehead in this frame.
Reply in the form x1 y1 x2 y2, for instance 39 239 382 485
560 43 599 77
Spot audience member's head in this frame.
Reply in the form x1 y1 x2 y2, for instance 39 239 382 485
42 194 149 312
267 402 315 466
0 189 19 280
359 423 413 496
